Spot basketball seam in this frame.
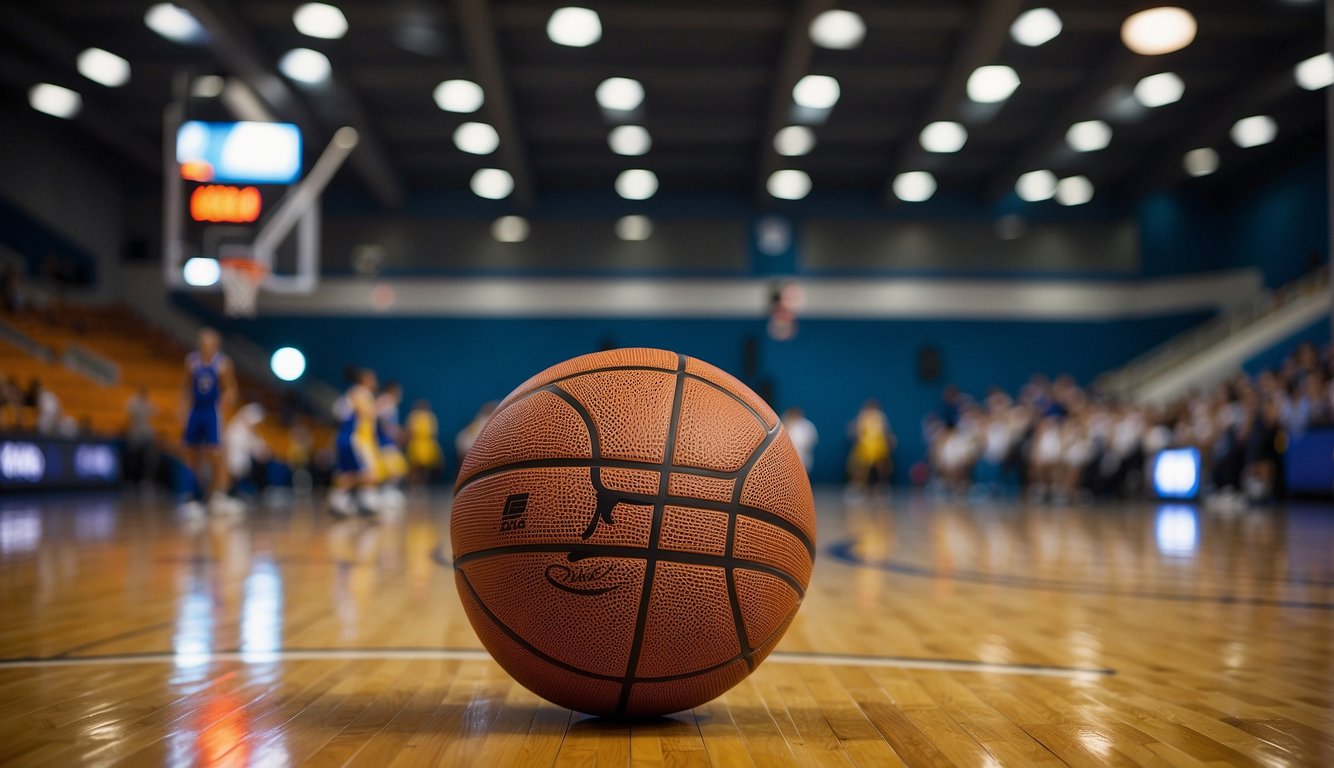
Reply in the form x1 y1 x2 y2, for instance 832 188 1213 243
615 352 688 715
723 423 779 672
455 457 735 495
452 544 807 599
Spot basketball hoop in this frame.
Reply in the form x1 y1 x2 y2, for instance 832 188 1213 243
219 257 268 318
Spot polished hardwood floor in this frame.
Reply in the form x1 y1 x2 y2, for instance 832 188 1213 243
0 488 1331 766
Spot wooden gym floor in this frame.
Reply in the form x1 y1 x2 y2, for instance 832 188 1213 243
0 489 1330 766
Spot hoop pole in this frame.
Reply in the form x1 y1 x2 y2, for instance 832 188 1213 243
252 126 359 266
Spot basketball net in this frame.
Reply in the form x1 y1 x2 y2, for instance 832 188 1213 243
219 257 268 318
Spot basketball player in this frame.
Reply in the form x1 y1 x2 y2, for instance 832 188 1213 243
330 366 383 517
180 328 243 516
405 399 443 484
375 380 408 509
782 407 818 472
846 398 894 496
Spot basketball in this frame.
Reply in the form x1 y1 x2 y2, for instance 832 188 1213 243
450 348 815 717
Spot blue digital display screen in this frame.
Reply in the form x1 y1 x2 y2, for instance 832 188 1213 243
1151 447 1201 499
0 439 121 489
176 120 303 184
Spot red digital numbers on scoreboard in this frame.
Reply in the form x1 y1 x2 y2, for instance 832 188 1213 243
190 185 262 223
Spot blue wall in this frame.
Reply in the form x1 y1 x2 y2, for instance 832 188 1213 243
1140 155 1329 286
223 312 1208 484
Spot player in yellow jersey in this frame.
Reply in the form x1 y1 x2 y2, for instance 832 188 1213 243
847 398 895 496
405 398 443 485
330 367 384 516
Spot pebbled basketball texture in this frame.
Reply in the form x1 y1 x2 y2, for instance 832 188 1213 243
451 348 815 717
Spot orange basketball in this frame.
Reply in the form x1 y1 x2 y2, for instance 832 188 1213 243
451 348 815 717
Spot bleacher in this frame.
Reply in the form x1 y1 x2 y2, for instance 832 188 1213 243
1 305 330 459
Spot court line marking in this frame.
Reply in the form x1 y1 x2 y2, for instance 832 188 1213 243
0 648 1112 680
826 540 1334 610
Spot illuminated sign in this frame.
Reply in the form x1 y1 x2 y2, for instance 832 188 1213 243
1151 447 1200 499
0 439 121 489
0 442 44 482
190 185 262 223
176 120 302 184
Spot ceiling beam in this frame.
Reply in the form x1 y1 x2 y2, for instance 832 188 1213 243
754 0 835 204
1128 56 1321 199
982 47 1155 203
178 0 405 208
452 0 536 210
882 0 1023 207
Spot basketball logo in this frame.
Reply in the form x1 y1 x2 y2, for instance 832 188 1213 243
451 348 815 717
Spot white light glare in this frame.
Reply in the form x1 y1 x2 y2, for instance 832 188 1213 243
615 215 653 241
270 347 307 382
1121 7 1197 55
1066 120 1112 152
1011 8 1062 47
293 3 348 39
596 77 644 111
145 3 204 43
453 122 500 154
1015 170 1057 202
1134 72 1185 108
279 48 331 85
767 170 812 200
471 168 515 199
967 66 1020 103
809 10 866 49
893 171 937 203
1055 176 1094 206
608 125 651 156
1183 147 1219 177
1295 53 1334 91
547 7 601 47
919 121 967 153
615 169 658 200
28 84 82 119
182 257 221 287
774 126 816 156
792 75 840 110
434 80 484 112
1230 115 1277 148
77 48 131 87
492 216 530 242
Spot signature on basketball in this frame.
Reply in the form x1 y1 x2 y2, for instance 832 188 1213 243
545 561 621 596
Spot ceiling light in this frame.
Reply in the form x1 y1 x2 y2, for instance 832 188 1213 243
182 257 221 287
191 75 225 97
434 79 484 112
470 168 514 199
279 48 331 85
615 169 658 200
28 84 81 119
1121 7 1196 55
1295 53 1334 91
1066 120 1111 152
293 3 347 39
608 125 651 156
1015 170 1057 202
454 122 500 154
1133 72 1184 108
892 171 937 203
144 3 203 43
76 48 131 88
596 77 644 111
808 10 865 49
1011 8 1062 47
792 75 840 110
967 65 1020 103
766 170 812 200
774 126 816 156
919 121 967 153
1055 176 1094 206
1183 147 1219 177
492 216 529 242
615 215 653 241
1231 115 1277 148
547 7 601 47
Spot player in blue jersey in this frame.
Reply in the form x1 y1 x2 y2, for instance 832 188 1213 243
180 328 242 516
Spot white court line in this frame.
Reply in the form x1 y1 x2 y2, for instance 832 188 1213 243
0 649 1111 680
